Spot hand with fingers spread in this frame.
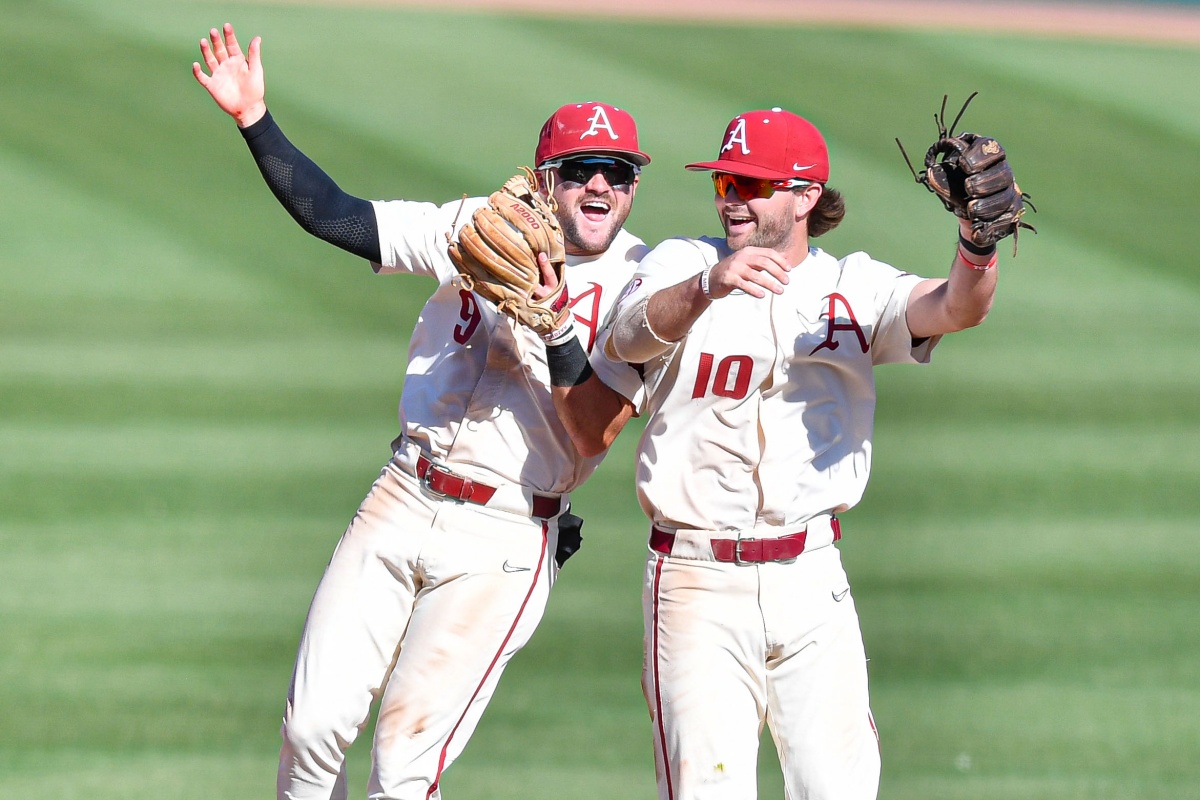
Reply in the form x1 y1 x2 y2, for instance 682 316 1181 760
192 23 266 128
704 246 792 300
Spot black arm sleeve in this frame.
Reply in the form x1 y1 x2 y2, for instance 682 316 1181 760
238 110 381 264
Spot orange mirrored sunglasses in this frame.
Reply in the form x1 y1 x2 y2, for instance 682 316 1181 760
711 172 811 200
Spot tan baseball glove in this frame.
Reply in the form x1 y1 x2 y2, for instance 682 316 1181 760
897 93 1036 251
448 168 569 337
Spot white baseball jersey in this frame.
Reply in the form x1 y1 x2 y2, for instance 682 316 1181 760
596 236 937 532
277 197 647 800
373 196 648 493
596 234 939 800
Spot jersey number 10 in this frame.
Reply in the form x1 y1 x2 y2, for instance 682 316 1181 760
691 353 753 400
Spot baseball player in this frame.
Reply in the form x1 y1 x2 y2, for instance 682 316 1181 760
538 107 1014 799
192 23 651 800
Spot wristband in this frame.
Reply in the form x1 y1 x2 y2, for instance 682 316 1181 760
540 316 576 345
699 266 715 300
957 233 995 257
957 234 998 271
546 335 594 387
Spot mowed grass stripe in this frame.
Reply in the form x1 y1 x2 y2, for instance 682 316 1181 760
0 422 394 475
878 684 1200 799
1 337 408 380
0 752 278 800
845 514 1200 584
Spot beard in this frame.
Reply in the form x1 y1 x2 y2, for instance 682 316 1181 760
720 199 796 251
560 203 628 255
737 203 795 251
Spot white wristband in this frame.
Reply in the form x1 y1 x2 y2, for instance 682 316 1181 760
699 266 715 300
540 316 576 345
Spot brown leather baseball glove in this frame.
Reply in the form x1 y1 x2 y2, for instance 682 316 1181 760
447 168 569 337
898 93 1036 251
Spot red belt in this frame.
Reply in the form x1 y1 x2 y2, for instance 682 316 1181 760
416 455 560 519
649 518 841 564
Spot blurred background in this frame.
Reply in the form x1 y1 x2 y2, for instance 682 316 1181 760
2 0 1199 797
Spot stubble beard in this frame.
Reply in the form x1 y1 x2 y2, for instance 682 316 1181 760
726 205 794 252
744 208 792 251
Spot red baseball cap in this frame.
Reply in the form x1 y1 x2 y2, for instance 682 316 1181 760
686 107 829 183
535 102 651 167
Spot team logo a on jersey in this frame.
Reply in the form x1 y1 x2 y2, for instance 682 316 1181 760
569 282 603 351
579 105 621 143
808 293 869 356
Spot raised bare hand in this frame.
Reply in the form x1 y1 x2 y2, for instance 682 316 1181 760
192 23 267 128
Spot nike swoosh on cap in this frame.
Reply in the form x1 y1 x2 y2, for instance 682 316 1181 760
793 163 817 171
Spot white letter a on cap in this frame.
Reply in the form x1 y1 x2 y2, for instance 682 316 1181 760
581 106 619 141
721 118 750 155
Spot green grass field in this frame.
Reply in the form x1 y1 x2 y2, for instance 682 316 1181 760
3 1 1200 798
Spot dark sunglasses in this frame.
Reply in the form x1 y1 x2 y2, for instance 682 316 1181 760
551 157 640 187
712 172 811 200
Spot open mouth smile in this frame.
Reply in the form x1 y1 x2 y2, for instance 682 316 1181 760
724 210 755 233
580 197 612 222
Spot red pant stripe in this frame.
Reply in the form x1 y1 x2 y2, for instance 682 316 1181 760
426 521 549 798
649 557 675 800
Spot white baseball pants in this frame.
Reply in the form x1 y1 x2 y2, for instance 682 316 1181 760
642 540 880 800
277 458 560 800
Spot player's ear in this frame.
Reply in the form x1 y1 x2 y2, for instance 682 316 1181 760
626 173 640 199
793 183 823 220
534 168 553 197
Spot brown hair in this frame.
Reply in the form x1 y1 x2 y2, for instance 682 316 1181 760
807 185 845 238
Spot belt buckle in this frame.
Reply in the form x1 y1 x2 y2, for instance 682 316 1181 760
421 462 457 500
733 530 750 566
